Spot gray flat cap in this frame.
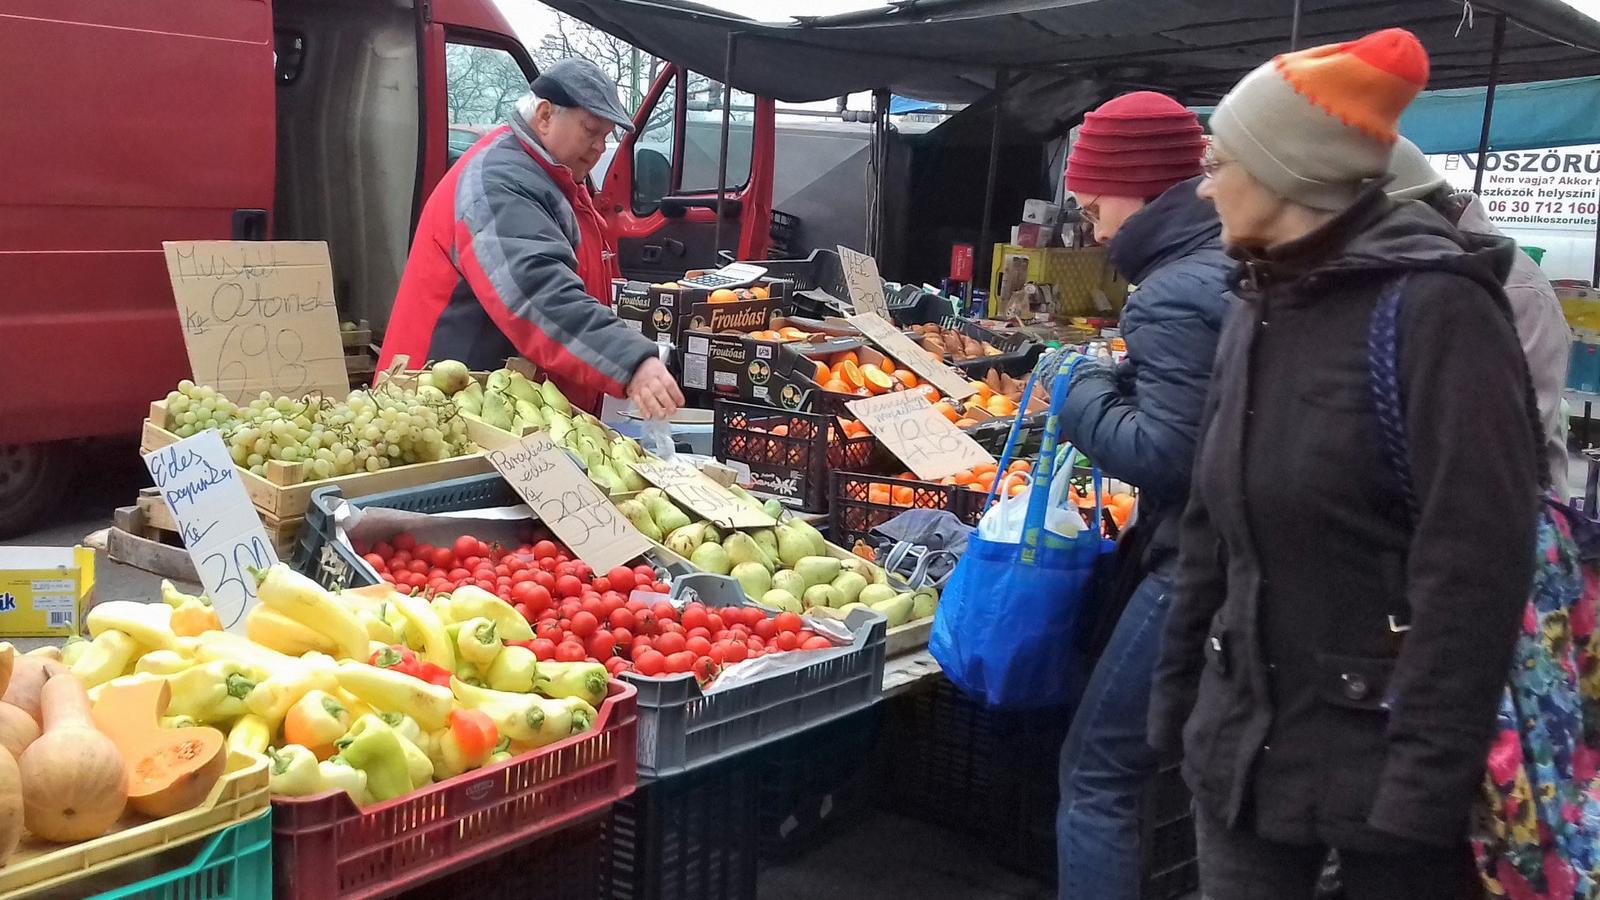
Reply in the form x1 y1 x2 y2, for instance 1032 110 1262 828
532 58 635 133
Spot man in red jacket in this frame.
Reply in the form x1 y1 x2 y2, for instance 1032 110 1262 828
379 59 683 417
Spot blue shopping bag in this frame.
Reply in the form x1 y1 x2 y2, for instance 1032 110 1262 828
929 355 1116 709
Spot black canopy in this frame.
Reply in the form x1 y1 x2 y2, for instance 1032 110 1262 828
540 0 1600 107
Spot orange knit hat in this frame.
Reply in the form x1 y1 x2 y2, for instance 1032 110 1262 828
1211 28 1429 210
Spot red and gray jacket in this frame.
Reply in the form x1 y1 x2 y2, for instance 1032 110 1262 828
378 113 656 412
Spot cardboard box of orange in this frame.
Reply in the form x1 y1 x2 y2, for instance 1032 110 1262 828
611 275 792 347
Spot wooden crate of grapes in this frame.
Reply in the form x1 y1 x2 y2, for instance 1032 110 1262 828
141 390 492 524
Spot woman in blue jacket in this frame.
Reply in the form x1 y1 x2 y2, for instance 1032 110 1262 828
1055 92 1235 900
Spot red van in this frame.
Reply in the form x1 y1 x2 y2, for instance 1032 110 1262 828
0 0 773 535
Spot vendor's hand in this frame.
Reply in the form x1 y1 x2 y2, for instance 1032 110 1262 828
627 356 684 419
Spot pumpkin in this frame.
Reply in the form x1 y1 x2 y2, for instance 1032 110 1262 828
92 679 224 818
4 655 65 725
0 748 19 864
0 703 40 759
20 672 127 841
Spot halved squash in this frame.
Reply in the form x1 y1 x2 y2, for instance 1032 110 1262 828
92 679 225 818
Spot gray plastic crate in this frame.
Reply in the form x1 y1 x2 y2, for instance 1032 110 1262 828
623 573 887 779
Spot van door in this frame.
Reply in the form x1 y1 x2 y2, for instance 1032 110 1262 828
598 66 775 283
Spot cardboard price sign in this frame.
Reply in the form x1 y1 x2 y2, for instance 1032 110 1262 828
632 460 777 531
847 391 995 481
847 313 977 399
837 246 889 318
143 430 279 632
487 433 652 572
163 241 349 404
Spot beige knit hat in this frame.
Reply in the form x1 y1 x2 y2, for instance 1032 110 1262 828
1210 28 1431 210
1385 136 1449 202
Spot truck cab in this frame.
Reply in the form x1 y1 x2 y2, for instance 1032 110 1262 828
0 0 772 535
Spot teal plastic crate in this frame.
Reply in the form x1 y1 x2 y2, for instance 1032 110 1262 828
92 811 271 900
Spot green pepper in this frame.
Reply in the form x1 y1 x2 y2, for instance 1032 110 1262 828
334 720 413 802
452 617 502 668
486 645 539 693
269 745 322 796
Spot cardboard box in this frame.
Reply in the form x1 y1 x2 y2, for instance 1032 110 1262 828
0 546 94 637
1022 198 1060 225
1015 222 1059 249
611 277 793 347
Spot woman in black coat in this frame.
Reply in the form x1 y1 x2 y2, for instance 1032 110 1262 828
1147 29 1541 900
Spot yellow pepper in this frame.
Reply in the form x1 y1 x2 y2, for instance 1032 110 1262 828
532 661 609 706
334 661 452 731
167 660 262 723
228 713 271 757
451 617 502 669
445 586 534 641
86 599 181 651
161 580 222 636
283 690 350 758
88 672 165 704
135 649 197 676
382 591 455 669
59 636 89 667
486 645 539 693
71 629 142 687
332 720 413 802
343 714 433 787
333 687 374 721
448 677 593 746
317 758 371 804
359 609 398 644
268 744 322 796
251 564 367 661
246 605 340 657
245 657 339 730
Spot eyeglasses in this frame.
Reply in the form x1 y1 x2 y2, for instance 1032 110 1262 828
1077 196 1102 226
1201 145 1232 178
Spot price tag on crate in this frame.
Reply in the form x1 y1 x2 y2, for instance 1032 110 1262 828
632 460 777 530
162 240 350 404
487 433 652 573
838 245 890 318
847 392 995 481
142 430 279 632
847 313 977 400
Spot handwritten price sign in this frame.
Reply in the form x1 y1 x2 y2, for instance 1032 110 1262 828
848 313 977 400
837 245 890 318
487 433 652 572
143 430 278 632
163 241 350 404
632 460 777 530
847 392 995 480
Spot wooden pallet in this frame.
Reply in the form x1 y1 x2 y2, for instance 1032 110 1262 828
141 399 493 521
130 487 301 559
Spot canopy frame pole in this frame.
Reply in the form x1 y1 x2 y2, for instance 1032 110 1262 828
870 88 890 259
714 32 739 259
1472 15 1507 195
1289 0 1303 50
978 69 1010 302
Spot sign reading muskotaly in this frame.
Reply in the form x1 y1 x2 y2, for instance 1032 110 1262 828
487 433 652 573
846 391 994 481
163 241 349 404
632 459 777 531
143 430 278 632
847 312 977 400
837 246 890 318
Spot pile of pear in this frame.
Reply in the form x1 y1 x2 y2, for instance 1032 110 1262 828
418 361 658 497
617 487 937 627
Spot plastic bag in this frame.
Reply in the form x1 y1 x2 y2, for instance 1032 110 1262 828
976 452 1085 543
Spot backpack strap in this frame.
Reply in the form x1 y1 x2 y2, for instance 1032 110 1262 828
1366 277 1418 634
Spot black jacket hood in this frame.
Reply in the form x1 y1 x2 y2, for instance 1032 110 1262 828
1108 176 1223 285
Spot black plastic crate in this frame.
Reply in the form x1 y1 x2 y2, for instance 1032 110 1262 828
964 411 1048 457
829 471 987 548
602 757 761 900
909 316 1040 377
757 705 881 861
398 813 605 900
714 400 878 512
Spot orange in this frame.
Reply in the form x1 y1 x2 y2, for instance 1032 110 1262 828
868 485 892 505
770 424 789 436
986 395 1016 416
822 378 851 393
893 369 919 389
891 486 914 507
779 327 807 340
952 470 977 485
1007 459 1031 473
921 385 941 403
1007 481 1027 497
814 361 830 383
879 357 895 375
838 360 865 390
862 365 895 394
833 350 859 368
709 288 739 304
953 417 977 427
969 381 993 401
973 461 998 474
932 401 960 423
749 285 770 300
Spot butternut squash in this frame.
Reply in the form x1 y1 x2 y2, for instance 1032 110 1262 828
20 672 127 841
92 679 225 818
0 703 40 759
4 655 65 725
0 747 20 865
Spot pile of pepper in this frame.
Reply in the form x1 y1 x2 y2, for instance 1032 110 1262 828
66 562 610 807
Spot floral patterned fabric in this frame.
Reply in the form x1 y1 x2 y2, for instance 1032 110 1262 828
1472 501 1600 899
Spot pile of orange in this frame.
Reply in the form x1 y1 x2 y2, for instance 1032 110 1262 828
813 350 937 401
938 460 1031 496
748 326 811 342
1066 484 1136 528
866 481 919 507
707 284 771 303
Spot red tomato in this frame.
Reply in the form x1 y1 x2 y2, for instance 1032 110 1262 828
462 555 481 570
633 564 655 582
475 580 497 593
407 559 428 575
556 562 577 578
380 573 397 584
754 618 779 640
393 532 417 551
555 641 588 663
729 624 750 638
796 630 817 644
450 567 472 582
632 610 656 633
605 657 629 676
723 641 748 663
658 621 684 636
608 608 634 630
652 582 670 593
705 613 724 632
625 598 648 613
686 636 712 657
774 612 804 634
513 602 532 622
581 597 605 618
687 627 711 641
591 576 612 594
513 581 553 612
511 569 537 585
559 601 582 621
555 574 584 599
494 564 511 578
709 644 727 665
587 632 617 660
607 566 637 589
372 541 395 559
635 649 666 676
630 638 654 660
570 611 599 638
362 553 388 571
538 556 557 571
801 636 833 650
652 601 678 623
693 656 718 681
530 638 557 661
776 631 800 651
534 570 556 591
665 651 696 674
654 632 687 655
536 621 565 643
611 626 633 648
680 605 709 631
572 563 593 583
390 551 413 569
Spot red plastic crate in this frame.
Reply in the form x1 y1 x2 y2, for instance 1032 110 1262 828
272 681 638 899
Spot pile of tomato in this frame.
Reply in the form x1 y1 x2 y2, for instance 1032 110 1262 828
357 531 837 682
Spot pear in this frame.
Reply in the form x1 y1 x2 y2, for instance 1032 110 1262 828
514 399 546 429
771 569 808 598
703 525 722 545
417 385 447 403
618 467 649 493
762 498 785 520
505 371 540 404
417 372 436 389
724 533 774 572
761 589 803 614
831 571 868 606
637 487 667 508
589 462 623 491
481 391 514 431
805 604 847 620
432 360 472 395
647 496 692 534
871 592 915 627
690 541 732 576
610 440 641 466
455 391 483 416
732 562 772 599
836 556 873 580
665 522 710 557
857 583 897 607
803 584 841 610
616 499 663 542
838 602 870 616
540 380 572 416
546 417 574 447
726 483 761 510
911 587 939 620
788 519 828 557
794 556 841 588
750 528 779 562
485 370 511 394
776 524 814 568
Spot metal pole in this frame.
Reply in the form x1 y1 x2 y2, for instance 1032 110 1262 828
978 69 1009 293
714 33 739 258
1289 0 1303 50
1473 15 1507 195
870 89 889 259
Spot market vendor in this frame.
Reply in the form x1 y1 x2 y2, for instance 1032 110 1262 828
378 58 684 418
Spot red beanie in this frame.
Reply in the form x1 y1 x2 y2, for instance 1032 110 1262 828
1065 92 1205 199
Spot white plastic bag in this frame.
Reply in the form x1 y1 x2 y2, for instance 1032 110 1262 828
975 450 1085 543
